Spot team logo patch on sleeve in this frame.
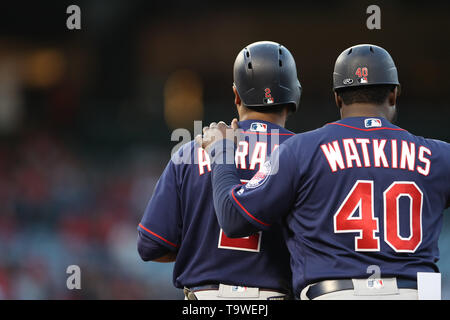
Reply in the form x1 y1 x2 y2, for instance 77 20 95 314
250 122 268 133
245 160 271 189
364 118 382 128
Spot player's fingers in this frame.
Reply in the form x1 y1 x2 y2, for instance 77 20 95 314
218 121 228 129
194 135 203 147
209 122 217 128
201 133 215 148
203 126 208 134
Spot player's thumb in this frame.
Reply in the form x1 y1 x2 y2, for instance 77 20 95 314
231 118 239 130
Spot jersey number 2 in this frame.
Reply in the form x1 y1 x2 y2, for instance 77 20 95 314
218 230 262 252
217 178 262 252
334 180 423 253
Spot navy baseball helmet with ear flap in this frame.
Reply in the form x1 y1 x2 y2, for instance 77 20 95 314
233 41 302 112
333 44 400 91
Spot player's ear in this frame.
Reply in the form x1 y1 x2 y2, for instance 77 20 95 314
388 87 398 107
334 91 343 109
233 85 241 106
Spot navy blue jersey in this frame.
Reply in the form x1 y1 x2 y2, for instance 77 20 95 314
138 120 294 292
223 117 450 297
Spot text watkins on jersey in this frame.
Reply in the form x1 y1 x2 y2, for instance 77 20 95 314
320 138 431 175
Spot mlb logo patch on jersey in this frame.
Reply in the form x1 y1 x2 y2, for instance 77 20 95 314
367 278 384 289
250 122 268 133
364 118 382 128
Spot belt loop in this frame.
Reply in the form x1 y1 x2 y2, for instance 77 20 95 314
183 287 198 300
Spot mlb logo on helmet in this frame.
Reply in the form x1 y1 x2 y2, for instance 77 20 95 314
358 77 368 84
364 118 382 128
250 122 268 133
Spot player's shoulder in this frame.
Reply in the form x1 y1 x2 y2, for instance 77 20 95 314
282 124 330 149
421 137 449 149
405 131 450 151
400 131 450 167
422 137 450 159
170 140 198 166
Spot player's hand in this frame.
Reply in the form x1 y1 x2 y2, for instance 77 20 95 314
195 118 239 151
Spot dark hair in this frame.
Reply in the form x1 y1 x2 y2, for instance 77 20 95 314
245 103 295 115
336 84 397 105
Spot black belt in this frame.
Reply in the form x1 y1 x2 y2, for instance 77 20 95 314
189 284 220 292
306 278 417 300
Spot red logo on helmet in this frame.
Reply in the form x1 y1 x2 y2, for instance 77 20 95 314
355 67 369 83
264 88 274 104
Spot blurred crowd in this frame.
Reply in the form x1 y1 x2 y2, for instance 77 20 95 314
0 129 181 299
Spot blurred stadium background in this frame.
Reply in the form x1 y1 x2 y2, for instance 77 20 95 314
0 1 449 299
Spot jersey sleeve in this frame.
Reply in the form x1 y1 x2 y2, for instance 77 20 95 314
430 139 450 209
137 230 172 261
442 141 450 208
213 142 299 232
138 158 182 252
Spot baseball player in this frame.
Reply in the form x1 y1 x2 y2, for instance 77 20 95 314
202 44 450 300
137 41 302 300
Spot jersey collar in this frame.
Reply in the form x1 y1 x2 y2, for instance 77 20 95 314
328 117 404 132
238 120 294 135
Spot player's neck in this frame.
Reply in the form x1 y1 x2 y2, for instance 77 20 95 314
239 111 287 128
340 103 390 120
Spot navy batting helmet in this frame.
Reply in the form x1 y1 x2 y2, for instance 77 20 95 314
333 44 400 91
233 41 301 112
